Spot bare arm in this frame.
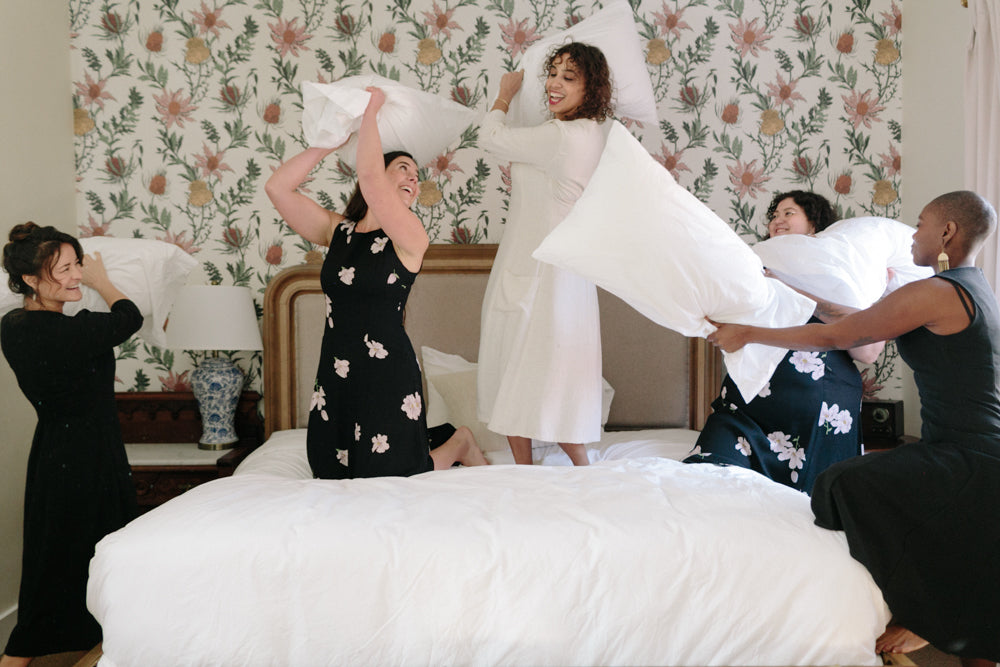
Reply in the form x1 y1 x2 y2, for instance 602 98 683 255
708 277 966 355
356 87 428 272
764 269 885 364
81 252 128 307
265 146 344 247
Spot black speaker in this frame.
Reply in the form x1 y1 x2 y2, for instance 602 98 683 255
861 399 904 447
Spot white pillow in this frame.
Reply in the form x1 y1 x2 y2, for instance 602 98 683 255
532 122 816 403
507 0 658 129
751 217 933 308
301 76 480 167
1 236 197 348
421 346 615 453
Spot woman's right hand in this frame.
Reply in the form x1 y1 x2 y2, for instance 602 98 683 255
365 86 387 113
81 252 111 289
499 70 524 101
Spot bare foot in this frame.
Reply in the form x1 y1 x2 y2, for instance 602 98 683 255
876 625 929 654
454 426 488 466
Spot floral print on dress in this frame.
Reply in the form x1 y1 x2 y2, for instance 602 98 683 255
325 295 333 329
364 334 388 359
371 434 389 454
790 351 825 380
339 267 355 285
310 384 329 421
354 423 361 441
337 449 349 467
401 392 422 420
340 220 356 243
371 237 388 254
768 430 806 482
334 358 349 378
387 271 399 285
735 436 751 457
818 401 854 434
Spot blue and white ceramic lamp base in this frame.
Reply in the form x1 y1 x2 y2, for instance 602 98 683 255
191 357 244 450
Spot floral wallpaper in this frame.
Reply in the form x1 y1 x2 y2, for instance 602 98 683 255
69 0 904 399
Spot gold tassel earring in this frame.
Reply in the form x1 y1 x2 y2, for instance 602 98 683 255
937 250 950 273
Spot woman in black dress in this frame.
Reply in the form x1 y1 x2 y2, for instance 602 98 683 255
265 87 487 478
685 191 884 493
707 190 999 665
1 223 142 665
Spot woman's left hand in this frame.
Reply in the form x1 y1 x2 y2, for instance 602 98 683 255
706 318 752 353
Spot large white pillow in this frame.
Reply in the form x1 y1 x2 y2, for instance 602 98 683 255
507 0 658 129
1 236 198 348
752 217 933 308
301 76 480 167
532 122 816 403
421 346 614 453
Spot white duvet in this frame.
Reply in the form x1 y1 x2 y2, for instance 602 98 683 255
89 430 889 666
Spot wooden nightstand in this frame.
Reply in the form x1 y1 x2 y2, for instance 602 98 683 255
116 391 263 512
126 443 251 512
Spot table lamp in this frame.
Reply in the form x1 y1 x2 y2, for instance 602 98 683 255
166 285 263 449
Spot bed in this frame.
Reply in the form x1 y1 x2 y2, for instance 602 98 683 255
88 244 894 666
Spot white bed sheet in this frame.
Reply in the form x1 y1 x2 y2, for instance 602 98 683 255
89 429 889 666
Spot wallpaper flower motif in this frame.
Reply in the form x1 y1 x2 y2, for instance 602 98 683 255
69 0 904 399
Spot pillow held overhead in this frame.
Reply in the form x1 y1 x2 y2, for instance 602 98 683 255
301 76 480 167
532 121 815 403
507 0 658 129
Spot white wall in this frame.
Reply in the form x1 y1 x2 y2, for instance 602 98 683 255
899 4 971 437
0 0 76 640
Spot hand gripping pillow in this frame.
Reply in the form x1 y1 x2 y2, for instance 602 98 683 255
752 217 934 309
532 122 816 403
1 236 198 348
507 0 658 129
302 76 480 167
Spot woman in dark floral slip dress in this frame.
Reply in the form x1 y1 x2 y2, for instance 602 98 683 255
265 86 486 478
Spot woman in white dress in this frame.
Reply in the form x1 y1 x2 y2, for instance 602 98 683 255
477 43 613 465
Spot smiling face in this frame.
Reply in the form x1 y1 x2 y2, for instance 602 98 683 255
767 197 816 237
24 243 83 312
545 54 586 120
386 155 419 208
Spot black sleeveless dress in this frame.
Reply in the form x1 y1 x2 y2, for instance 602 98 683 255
811 267 1000 660
306 220 434 479
1 300 141 657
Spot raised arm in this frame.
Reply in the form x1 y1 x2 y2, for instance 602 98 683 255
82 251 129 308
265 146 345 247
355 87 428 272
708 276 966 355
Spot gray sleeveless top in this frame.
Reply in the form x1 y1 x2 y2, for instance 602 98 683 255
896 266 1000 452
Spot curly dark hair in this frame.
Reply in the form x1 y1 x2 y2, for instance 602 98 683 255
765 190 837 235
2 222 83 298
544 42 614 122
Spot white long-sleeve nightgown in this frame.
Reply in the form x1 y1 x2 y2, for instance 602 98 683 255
476 109 607 443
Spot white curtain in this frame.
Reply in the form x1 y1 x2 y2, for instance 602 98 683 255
966 0 1000 293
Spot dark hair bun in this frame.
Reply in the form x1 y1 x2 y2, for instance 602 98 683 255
8 221 40 243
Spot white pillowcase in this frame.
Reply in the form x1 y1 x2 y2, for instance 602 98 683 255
1 236 198 348
532 122 816 403
752 217 933 308
421 346 614 453
507 0 658 129
301 76 480 167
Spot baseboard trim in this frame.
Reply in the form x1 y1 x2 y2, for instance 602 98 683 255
0 603 16 646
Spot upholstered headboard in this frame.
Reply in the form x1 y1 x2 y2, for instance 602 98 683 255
262 244 721 438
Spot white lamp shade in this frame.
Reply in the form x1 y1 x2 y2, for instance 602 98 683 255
166 285 263 351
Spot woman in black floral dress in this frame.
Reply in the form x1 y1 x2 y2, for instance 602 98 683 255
684 191 884 493
265 87 486 478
